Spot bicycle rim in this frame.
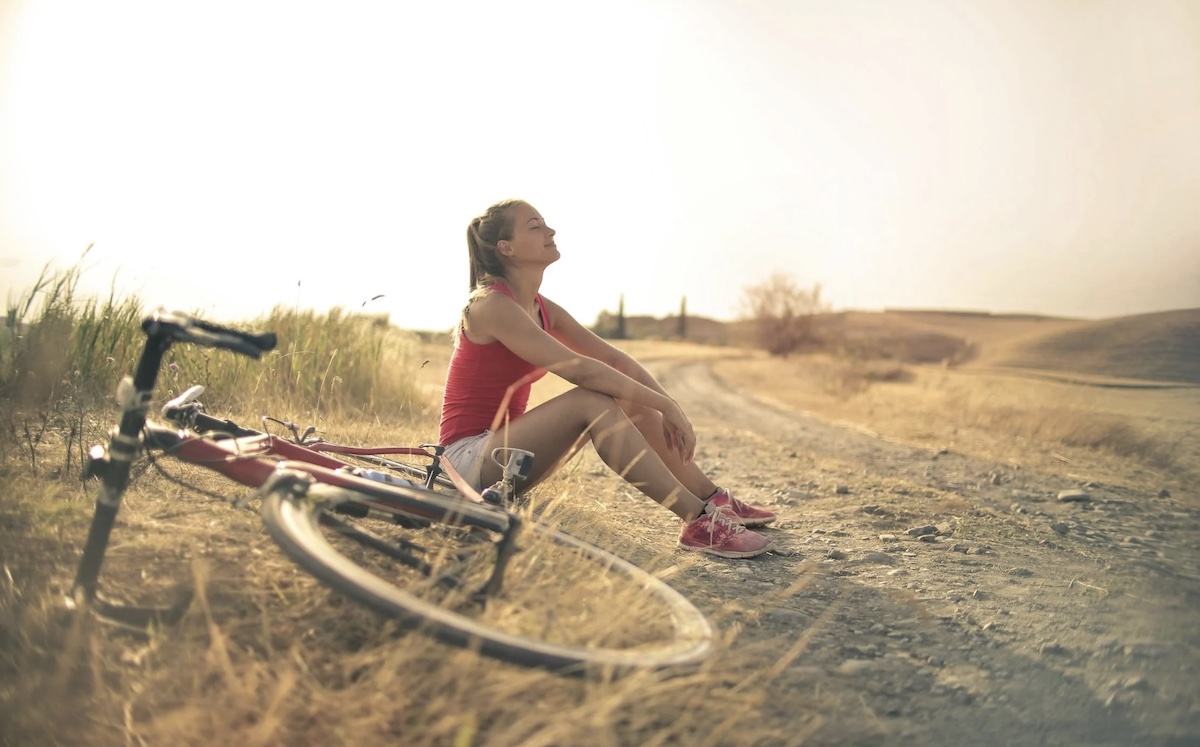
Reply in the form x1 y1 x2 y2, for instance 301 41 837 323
260 482 714 674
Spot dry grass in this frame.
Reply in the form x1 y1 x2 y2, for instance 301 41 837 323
5 268 1194 745
0 418 813 747
713 353 1198 487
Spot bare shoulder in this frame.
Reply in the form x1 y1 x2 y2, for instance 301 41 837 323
463 288 523 343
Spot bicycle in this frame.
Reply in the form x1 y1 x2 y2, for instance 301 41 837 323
68 309 714 674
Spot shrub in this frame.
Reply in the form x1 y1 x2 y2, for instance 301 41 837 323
740 272 829 357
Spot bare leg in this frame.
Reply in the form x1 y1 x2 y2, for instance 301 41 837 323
618 400 718 499
480 388 707 521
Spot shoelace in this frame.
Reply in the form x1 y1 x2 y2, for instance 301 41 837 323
706 505 746 537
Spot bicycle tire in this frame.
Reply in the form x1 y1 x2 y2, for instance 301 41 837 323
259 475 714 674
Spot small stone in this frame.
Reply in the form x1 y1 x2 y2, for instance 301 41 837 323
861 504 881 514
1158 488 1170 498
918 534 939 543
1039 642 1071 657
826 549 847 560
990 473 1002 485
879 534 899 542
1050 521 1069 535
836 659 875 675
906 525 938 537
1058 490 1091 502
835 484 850 495
951 544 969 553
854 551 897 566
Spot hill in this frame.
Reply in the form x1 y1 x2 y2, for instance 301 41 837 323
979 308 1200 385
593 307 1200 385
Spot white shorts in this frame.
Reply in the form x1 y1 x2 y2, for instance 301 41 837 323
442 430 492 492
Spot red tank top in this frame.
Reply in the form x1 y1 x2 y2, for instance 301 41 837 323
439 282 549 445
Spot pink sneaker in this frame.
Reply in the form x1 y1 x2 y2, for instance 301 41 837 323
678 505 771 558
708 488 776 527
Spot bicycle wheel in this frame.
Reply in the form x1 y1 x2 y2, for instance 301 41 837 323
258 468 714 674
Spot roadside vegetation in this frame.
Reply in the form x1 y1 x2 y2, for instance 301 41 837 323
2 264 1191 746
0 264 792 747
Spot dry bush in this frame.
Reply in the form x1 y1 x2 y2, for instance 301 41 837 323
739 273 828 358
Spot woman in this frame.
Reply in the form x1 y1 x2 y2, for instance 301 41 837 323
439 199 775 559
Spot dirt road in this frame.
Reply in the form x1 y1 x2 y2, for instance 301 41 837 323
604 359 1200 747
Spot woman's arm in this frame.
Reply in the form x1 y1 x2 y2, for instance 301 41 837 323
539 297 670 396
466 291 695 460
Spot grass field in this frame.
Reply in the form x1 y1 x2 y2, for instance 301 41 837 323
2 269 1196 745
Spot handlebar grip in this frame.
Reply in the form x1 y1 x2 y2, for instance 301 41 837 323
143 309 277 358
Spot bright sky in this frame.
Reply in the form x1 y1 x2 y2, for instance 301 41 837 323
2 0 1198 331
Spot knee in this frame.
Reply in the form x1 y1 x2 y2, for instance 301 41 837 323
566 387 623 423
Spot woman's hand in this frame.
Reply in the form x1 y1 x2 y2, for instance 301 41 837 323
661 401 696 464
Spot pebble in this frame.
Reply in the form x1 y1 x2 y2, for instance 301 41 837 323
1158 488 1170 498
854 551 898 566
835 484 850 495
1058 490 1092 502
835 659 875 675
1050 521 1070 535
1039 642 1071 657
879 534 899 542
906 525 939 537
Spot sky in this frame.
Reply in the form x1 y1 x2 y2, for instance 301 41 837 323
2 0 1198 331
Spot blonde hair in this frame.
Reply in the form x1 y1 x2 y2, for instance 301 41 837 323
457 199 525 342
466 199 525 293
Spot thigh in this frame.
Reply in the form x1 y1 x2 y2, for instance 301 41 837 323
481 388 619 488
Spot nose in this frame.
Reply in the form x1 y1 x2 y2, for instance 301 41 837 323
547 225 556 237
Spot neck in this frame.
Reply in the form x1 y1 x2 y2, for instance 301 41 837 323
498 267 545 308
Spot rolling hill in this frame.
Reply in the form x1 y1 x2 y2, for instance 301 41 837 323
595 307 1200 385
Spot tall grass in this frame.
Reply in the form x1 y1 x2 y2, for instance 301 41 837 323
0 265 799 747
0 262 431 470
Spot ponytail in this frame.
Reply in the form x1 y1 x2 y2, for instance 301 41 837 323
465 199 523 292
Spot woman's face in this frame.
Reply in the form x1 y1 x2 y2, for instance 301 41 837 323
500 202 558 267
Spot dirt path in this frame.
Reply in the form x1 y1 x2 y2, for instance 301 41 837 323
602 359 1200 746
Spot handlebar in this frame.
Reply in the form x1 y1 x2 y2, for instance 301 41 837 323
143 309 276 359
